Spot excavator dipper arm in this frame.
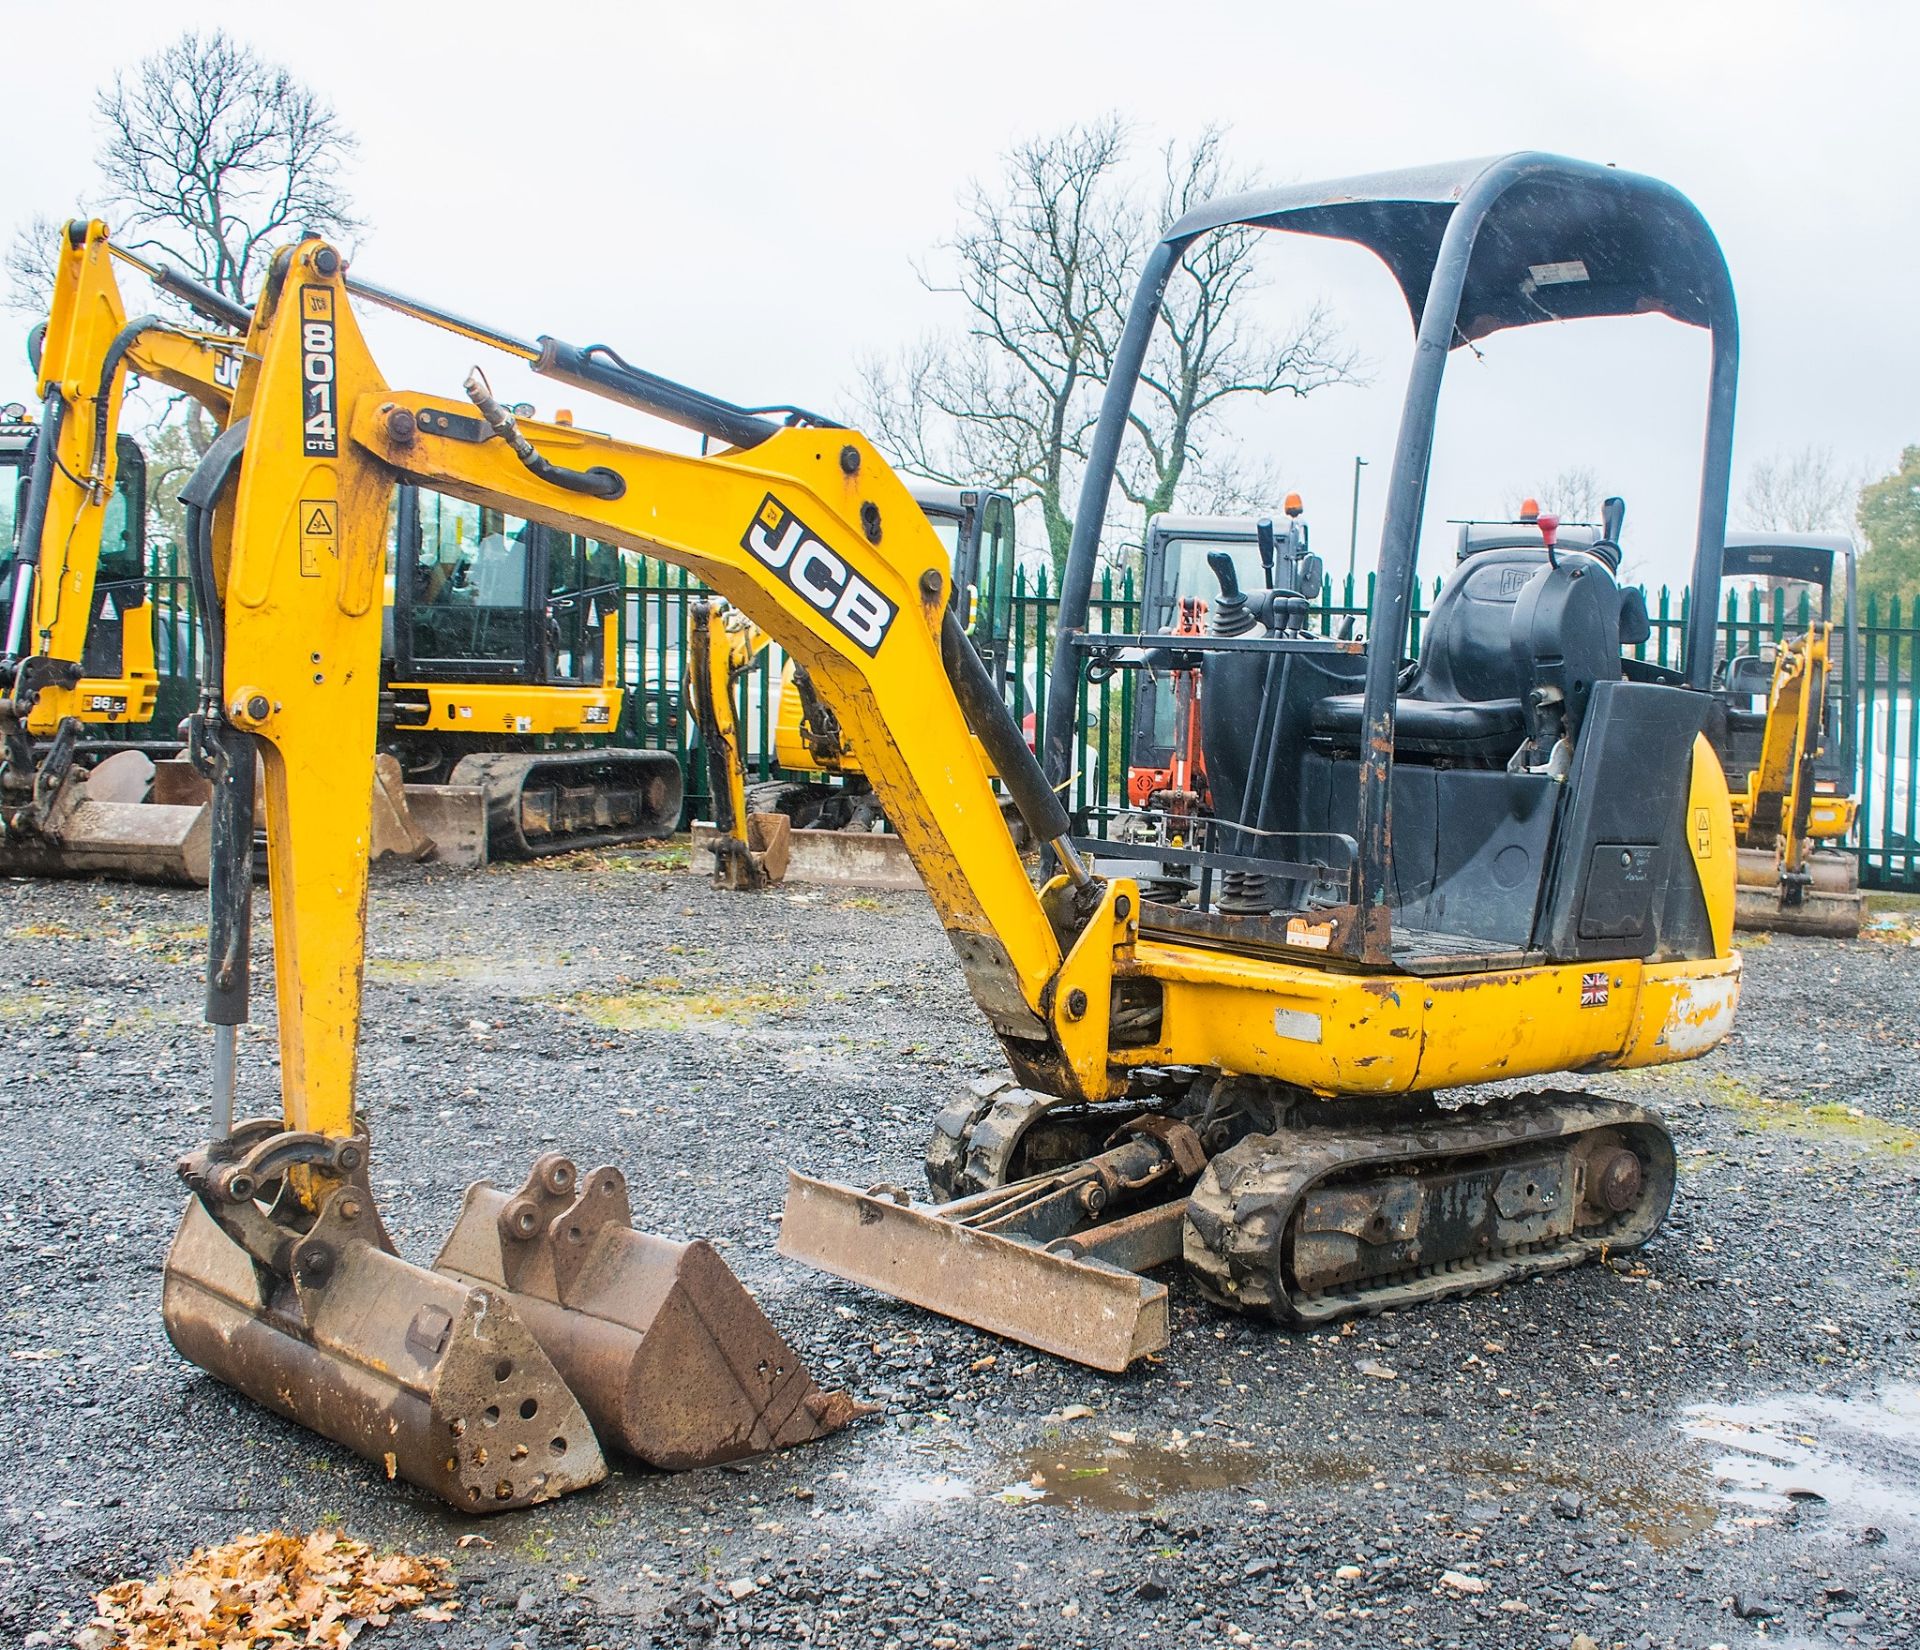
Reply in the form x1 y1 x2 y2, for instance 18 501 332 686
162 243 863 1510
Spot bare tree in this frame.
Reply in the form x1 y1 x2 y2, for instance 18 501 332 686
1118 132 1357 523
1508 465 1604 523
858 117 1134 577
6 29 359 318
3 214 66 319
1743 445 1855 535
857 120 1357 579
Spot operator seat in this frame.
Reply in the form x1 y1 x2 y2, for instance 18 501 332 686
1311 535 1636 763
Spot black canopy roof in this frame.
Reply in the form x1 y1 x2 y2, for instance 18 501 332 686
1162 153 1730 344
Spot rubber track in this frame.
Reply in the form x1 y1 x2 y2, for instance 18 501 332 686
1183 1090 1675 1325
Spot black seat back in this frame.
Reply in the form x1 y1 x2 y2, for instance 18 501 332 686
1406 545 1551 705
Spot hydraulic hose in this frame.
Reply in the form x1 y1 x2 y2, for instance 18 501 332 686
940 607 1089 886
463 370 626 499
89 314 165 482
178 419 250 705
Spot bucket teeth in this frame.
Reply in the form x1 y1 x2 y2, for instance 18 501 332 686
163 1171 606 1512
434 1155 870 1469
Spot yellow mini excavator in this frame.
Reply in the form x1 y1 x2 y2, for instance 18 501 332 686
1712 533 1863 937
162 152 1743 1510
2 222 680 878
1 220 244 881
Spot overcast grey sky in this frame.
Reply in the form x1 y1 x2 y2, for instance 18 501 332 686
4 0 1912 591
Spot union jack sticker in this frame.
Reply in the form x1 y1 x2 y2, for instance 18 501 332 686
1580 971 1610 1008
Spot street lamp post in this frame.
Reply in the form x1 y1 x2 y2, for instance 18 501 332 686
1347 455 1369 594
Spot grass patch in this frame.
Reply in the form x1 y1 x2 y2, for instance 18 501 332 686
4 919 86 941
558 974 799 1031
1707 1073 1918 1155
366 955 490 983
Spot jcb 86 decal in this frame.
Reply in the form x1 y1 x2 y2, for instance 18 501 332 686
299 285 338 458
742 495 897 655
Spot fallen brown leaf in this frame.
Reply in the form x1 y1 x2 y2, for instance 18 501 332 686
85 1526 456 1649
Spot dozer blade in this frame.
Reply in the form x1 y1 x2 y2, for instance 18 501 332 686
1734 845 1864 938
449 749 683 859
164 1125 606 1511
780 1172 1173 1372
435 1156 867 1468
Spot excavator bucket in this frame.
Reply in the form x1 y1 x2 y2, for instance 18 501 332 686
0 749 209 884
163 1126 607 1511
434 1156 867 1467
1734 845 1865 938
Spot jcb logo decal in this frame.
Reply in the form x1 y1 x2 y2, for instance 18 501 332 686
299 285 338 458
742 495 896 656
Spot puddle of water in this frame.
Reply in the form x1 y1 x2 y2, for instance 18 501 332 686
878 1471 975 1513
1447 1451 1716 1551
998 1438 1278 1512
1682 1383 1920 1536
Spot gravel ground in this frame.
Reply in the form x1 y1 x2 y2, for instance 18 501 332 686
1 848 1916 1649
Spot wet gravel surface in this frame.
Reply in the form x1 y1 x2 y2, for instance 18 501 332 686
0 849 1916 1648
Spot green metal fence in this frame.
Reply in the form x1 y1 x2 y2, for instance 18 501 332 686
134 547 1920 892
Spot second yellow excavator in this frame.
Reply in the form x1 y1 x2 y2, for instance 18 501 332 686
2 222 682 878
154 150 1746 1519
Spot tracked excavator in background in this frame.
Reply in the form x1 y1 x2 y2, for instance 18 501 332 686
0 220 244 881
0 221 679 881
1710 533 1863 937
159 152 1743 1511
685 482 1021 890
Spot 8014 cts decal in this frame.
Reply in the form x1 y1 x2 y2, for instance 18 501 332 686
299 285 338 458
742 495 897 654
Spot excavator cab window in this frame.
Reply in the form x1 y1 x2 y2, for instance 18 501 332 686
96 435 147 587
402 494 535 672
77 435 149 682
0 442 23 578
542 533 621 685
